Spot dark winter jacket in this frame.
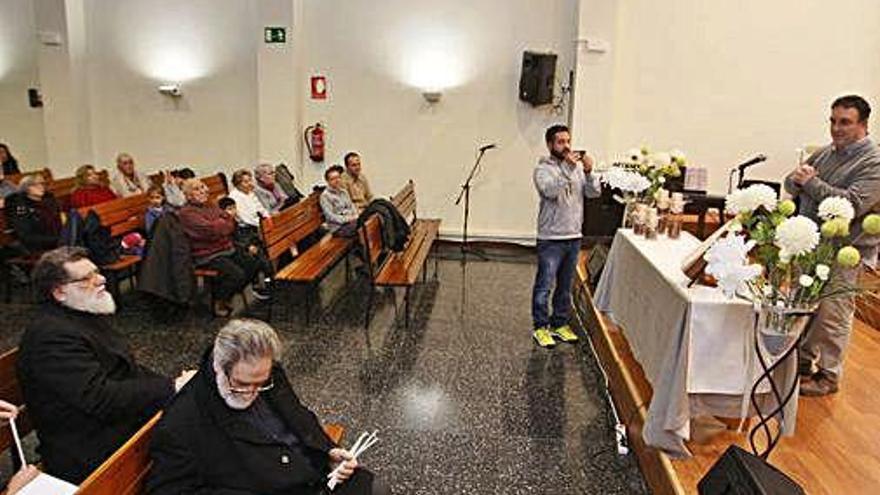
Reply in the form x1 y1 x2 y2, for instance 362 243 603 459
4 191 62 252
17 303 173 483
358 198 410 252
139 212 196 305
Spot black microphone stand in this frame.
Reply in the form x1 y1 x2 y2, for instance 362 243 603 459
455 147 492 262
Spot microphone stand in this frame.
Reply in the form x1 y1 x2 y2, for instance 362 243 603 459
455 147 492 262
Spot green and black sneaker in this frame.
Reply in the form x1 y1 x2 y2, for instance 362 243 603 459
533 327 556 348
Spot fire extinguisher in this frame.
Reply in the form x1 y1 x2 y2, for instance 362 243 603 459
304 123 325 162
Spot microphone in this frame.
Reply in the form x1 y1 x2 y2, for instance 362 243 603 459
478 143 498 152
736 154 767 171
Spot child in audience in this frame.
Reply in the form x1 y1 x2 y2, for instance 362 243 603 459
219 196 273 299
145 184 169 236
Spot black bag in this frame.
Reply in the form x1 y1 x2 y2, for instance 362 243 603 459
81 210 120 265
698 446 805 495
275 163 305 204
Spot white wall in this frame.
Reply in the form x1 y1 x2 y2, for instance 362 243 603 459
601 0 880 194
83 0 260 176
0 0 48 169
300 0 580 240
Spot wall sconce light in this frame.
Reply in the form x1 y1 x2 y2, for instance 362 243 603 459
422 91 442 104
158 84 182 97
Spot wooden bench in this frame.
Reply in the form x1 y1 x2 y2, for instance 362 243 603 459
76 411 344 495
261 192 355 323
360 180 440 327
50 170 110 212
0 348 35 473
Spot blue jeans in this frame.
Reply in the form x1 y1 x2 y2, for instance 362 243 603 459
532 238 580 330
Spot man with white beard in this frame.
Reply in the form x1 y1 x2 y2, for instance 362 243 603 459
147 319 389 495
17 247 197 484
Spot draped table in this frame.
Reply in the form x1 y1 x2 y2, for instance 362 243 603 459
593 229 799 457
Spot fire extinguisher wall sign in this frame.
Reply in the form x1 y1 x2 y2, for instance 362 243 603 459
305 123 325 162
310 75 327 100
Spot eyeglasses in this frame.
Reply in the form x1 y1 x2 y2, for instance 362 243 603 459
65 269 102 286
225 371 274 396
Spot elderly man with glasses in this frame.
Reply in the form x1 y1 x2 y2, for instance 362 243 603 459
147 319 389 495
17 247 196 483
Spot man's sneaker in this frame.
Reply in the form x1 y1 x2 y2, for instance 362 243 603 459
800 372 839 397
533 327 556 348
551 324 579 343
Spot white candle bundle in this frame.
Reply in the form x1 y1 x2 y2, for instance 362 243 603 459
327 430 380 491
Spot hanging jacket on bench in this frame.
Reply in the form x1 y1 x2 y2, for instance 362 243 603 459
358 199 410 252
139 212 196 305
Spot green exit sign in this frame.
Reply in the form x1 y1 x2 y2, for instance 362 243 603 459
264 27 286 44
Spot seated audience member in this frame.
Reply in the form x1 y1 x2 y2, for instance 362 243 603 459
145 184 170 236
17 247 196 483
0 400 41 494
162 168 194 208
229 169 270 228
0 167 17 208
320 165 358 235
70 164 117 208
342 152 374 213
4 175 62 253
147 319 388 495
219 196 272 299
178 179 260 316
254 163 289 214
1 143 20 175
111 152 149 197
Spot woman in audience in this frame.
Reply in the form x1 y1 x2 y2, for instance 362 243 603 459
70 164 117 208
228 169 269 228
0 143 20 175
0 400 41 494
178 178 260 317
0 167 17 208
4 174 62 253
110 152 148 197
253 163 289 214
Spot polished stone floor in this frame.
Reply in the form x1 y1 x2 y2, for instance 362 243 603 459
0 247 647 494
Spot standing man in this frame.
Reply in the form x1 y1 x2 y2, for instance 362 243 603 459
342 152 374 213
17 247 196 482
532 124 601 348
785 95 880 396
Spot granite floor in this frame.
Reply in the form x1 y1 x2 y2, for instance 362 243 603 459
0 246 648 494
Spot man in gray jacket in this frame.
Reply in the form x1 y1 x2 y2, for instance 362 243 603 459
785 95 880 396
532 124 601 348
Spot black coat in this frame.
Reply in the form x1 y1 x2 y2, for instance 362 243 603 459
139 212 196 305
4 191 61 253
358 199 410 252
16 303 173 483
147 348 376 495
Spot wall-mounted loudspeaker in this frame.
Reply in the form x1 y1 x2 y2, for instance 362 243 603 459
519 51 556 106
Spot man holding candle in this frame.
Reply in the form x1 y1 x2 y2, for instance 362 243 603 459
531 124 601 348
784 94 880 396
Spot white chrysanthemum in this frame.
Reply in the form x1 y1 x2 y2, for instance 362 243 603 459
725 184 778 214
600 167 650 193
799 274 815 287
817 196 855 221
704 234 762 298
774 215 820 258
815 264 831 281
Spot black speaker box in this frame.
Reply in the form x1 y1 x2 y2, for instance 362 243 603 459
698 446 805 495
519 51 556 106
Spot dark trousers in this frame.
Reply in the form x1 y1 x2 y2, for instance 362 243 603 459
531 238 580 329
201 251 260 301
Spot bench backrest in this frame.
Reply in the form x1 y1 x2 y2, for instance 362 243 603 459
202 173 228 204
0 348 34 464
390 180 417 223
359 215 385 276
75 412 162 495
261 192 323 264
5 168 53 186
50 170 110 212
0 212 14 248
77 193 151 238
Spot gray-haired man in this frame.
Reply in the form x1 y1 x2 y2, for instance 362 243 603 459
147 319 388 495
785 95 880 396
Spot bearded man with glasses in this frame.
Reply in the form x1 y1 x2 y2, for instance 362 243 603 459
147 318 389 495
17 247 197 483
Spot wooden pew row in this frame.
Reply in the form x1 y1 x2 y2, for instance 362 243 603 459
360 180 441 327
260 192 355 323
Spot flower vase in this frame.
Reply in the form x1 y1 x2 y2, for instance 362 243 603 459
754 303 814 359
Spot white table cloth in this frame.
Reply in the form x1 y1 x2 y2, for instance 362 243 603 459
593 229 799 457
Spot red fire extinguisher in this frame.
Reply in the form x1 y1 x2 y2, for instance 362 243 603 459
304 123 325 162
